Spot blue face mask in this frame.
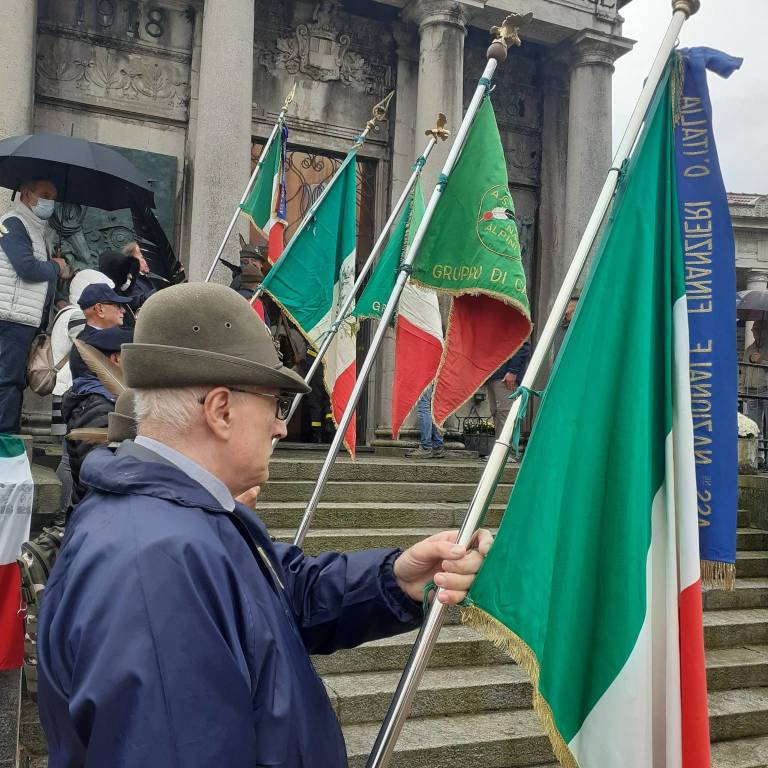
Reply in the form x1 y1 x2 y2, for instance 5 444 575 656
31 198 55 220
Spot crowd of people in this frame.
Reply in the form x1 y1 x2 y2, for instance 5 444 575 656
0 178 492 766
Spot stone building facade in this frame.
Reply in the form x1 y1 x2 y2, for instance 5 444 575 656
0 0 634 443
731 194 768 350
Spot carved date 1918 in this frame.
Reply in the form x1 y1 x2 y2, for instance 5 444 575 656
72 0 166 40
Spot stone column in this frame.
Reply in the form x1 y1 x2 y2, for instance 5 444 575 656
406 0 468 195
375 25 420 442
0 0 37 210
562 31 632 269
535 58 570 379
187 0 254 282
745 269 768 349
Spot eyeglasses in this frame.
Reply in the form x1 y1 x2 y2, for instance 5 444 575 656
197 388 293 420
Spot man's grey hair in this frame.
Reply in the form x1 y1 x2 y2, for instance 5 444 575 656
122 241 140 256
134 387 211 432
19 180 50 194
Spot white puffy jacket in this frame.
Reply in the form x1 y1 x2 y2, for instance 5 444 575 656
0 202 53 327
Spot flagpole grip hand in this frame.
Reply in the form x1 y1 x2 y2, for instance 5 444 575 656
393 529 494 605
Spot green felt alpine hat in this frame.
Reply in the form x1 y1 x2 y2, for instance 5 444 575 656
121 283 310 394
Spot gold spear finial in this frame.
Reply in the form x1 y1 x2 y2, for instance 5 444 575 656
425 113 450 142
672 0 700 16
367 90 395 133
282 81 297 113
354 91 396 147
488 12 533 62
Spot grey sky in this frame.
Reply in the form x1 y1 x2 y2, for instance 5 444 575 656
612 0 766 193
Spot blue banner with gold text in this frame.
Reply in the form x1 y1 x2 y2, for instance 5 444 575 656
674 48 742 587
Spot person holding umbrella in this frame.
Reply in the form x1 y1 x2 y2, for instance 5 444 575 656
0 179 68 433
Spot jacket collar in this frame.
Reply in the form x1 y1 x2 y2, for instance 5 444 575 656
12 200 47 236
79 443 230 513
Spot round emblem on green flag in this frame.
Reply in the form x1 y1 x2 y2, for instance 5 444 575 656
476 184 521 259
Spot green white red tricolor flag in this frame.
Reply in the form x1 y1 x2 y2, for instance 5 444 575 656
260 152 358 455
463 65 710 767
411 97 531 426
240 122 288 263
352 181 443 438
0 435 33 669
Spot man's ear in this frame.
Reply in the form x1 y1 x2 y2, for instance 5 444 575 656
201 387 236 439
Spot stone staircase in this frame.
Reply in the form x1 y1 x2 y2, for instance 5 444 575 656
261 453 768 768
18 452 768 767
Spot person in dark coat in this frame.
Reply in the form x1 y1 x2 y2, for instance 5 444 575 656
61 324 133 507
38 283 492 767
97 248 155 326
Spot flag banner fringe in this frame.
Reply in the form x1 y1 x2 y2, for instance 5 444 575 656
701 559 735 591
461 604 578 768
260 289 357 458
430 293 530 426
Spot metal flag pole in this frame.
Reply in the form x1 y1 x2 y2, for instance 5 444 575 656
273 117 449 448
292 16 528 549
250 91 395 307
203 82 296 283
365 3 700 766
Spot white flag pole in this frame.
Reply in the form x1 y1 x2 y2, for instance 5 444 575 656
274 126 447 446
203 83 296 284
365 3 700 766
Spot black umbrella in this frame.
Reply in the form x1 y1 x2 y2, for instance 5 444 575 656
736 290 768 321
0 133 154 210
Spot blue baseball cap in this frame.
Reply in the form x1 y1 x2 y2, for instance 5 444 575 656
78 283 133 310
86 326 134 354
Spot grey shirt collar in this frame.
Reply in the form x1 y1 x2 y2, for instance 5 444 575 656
133 435 236 512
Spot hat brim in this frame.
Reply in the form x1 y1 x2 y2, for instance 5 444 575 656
121 344 311 394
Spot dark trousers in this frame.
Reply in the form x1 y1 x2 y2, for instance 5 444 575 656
0 319 37 433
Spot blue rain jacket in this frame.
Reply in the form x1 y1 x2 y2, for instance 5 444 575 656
38 444 422 767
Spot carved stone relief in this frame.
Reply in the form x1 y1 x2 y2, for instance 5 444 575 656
254 0 393 97
36 33 190 120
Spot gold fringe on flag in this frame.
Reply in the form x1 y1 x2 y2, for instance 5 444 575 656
701 559 736 591
461 605 579 768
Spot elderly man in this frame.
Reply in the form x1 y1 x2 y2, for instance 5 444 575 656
37 283 491 767
0 179 67 432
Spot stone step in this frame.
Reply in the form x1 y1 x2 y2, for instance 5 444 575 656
273 527 483 555
739 528 768 551
709 687 768 742
257 502 508 531
707 646 768 691
313 625 511 676
258 480 514 504
325 664 531 725
268 455 518 484
704 609 768 649
711 735 768 768
325 646 768 727
704 580 768 612
739 508 752 528
343 709 554 768
738 552 768 579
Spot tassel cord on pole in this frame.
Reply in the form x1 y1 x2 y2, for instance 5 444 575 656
365 3 699 767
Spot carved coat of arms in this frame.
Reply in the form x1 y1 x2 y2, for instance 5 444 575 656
276 0 363 84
